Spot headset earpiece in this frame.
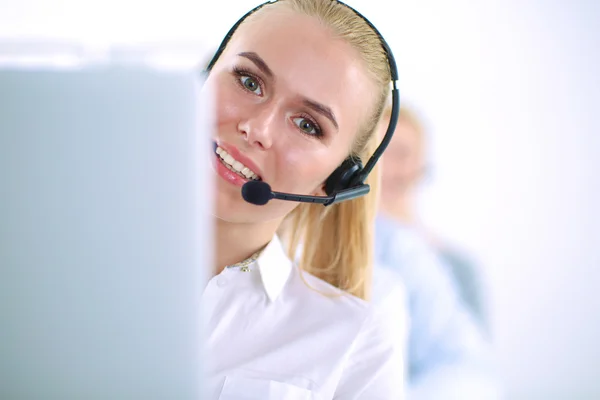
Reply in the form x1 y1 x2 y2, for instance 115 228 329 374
324 157 363 196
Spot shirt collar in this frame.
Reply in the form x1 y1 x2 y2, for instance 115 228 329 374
256 234 292 302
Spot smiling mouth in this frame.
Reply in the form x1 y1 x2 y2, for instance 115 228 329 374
213 143 262 181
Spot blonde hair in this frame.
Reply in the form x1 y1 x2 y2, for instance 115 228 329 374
246 0 391 301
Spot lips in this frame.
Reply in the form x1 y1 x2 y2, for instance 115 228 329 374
217 142 263 179
212 140 267 188
214 141 264 179
215 145 261 181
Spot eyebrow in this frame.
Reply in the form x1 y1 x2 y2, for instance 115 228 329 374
303 99 339 131
238 51 273 78
238 51 338 131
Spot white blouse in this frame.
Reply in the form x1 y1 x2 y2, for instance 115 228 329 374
202 235 405 399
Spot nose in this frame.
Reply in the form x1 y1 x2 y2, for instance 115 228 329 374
237 104 278 150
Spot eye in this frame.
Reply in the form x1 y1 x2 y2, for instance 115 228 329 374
239 75 262 95
293 117 321 136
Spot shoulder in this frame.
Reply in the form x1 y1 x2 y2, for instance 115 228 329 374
286 266 405 396
284 238 408 396
284 265 371 324
329 280 406 397
282 265 404 344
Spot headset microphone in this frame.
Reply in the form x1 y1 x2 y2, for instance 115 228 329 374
242 180 371 207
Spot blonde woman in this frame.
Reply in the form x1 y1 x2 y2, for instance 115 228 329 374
203 0 404 398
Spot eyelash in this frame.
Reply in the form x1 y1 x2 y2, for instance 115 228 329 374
231 66 324 139
232 67 263 95
295 113 323 138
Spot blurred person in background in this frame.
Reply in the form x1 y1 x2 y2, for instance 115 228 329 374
376 104 500 399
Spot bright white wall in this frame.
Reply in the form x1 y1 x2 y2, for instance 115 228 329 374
391 2 600 399
1 0 599 398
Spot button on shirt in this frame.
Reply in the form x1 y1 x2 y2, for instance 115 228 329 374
202 235 404 399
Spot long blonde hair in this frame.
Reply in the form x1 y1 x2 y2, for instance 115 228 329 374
236 0 392 300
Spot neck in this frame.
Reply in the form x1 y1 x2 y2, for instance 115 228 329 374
214 217 281 276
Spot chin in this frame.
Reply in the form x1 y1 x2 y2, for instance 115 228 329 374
212 181 252 221
212 181 298 225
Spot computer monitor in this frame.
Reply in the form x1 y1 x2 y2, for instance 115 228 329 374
0 65 211 399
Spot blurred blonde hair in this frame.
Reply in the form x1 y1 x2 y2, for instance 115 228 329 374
258 0 392 301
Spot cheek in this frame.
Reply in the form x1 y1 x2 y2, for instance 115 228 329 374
215 88 239 123
276 148 337 191
286 137 355 192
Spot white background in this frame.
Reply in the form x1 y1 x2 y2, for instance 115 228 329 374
1 0 599 398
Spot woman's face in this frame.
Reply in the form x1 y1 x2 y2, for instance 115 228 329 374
205 6 378 224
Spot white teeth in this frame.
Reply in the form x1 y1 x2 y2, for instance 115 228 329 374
232 161 244 172
215 146 260 180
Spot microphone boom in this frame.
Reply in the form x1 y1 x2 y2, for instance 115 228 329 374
241 181 369 206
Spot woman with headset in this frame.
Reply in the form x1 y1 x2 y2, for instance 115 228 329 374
202 0 404 398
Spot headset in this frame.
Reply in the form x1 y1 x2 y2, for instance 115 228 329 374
204 0 400 206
